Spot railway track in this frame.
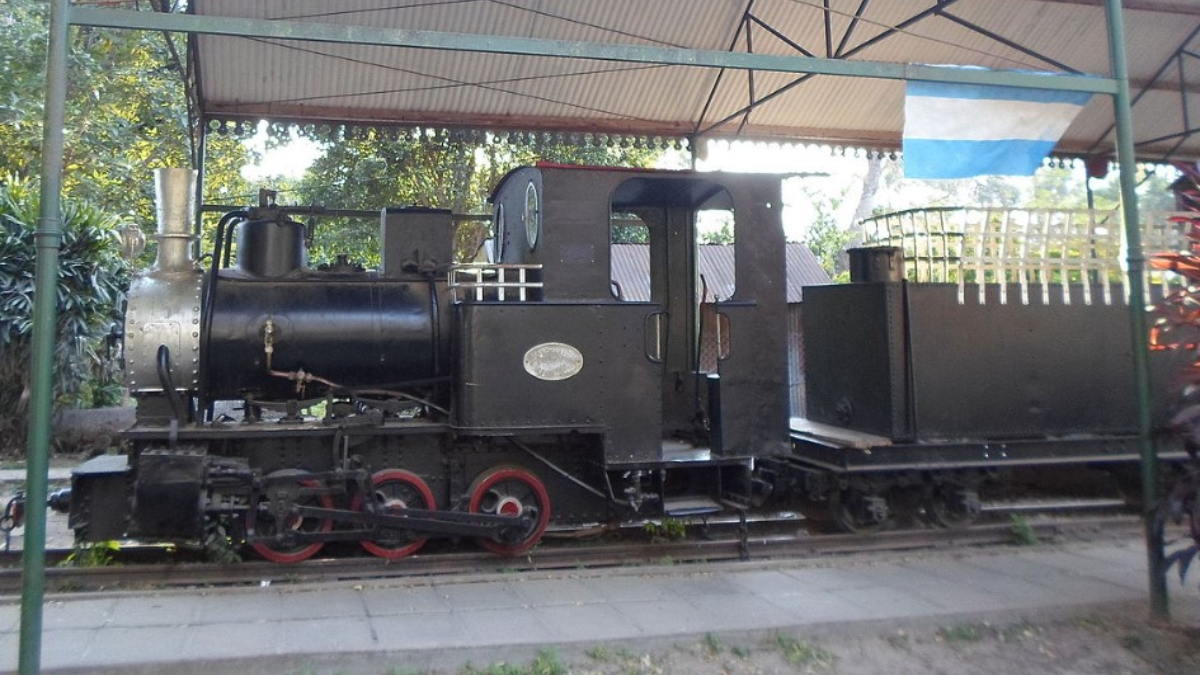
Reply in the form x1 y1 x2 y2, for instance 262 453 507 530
0 512 1145 595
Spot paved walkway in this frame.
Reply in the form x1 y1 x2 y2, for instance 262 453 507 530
0 468 73 484
2 536 1197 674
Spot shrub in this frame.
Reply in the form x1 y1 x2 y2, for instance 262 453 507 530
0 175 130 455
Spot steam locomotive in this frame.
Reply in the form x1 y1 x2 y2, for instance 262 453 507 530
63 165 1186 560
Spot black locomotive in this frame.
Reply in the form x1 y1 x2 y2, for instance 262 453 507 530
64 165 1186 560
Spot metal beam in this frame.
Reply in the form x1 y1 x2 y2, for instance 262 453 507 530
697 0 967 136
1088 22 1200 154
69 6 1117 95
940 10 1081 74
696 2 756 137
834 0 873 58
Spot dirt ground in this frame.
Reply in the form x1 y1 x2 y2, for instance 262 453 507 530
248 606 1199 675
541 611 1200 675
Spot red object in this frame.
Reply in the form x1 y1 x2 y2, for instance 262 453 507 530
1084 155 1111 179
248 477 334 564
352 469 435 560
468 466 551 555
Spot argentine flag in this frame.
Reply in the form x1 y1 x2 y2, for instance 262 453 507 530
903 79 1092 179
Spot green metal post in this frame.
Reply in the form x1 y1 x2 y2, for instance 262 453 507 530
1104 0 1168 620
20 0 71 672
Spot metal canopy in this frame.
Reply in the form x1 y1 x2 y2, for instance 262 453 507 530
152 0 1200 161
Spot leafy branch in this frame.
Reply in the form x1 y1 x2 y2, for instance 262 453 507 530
1149 163 1200 589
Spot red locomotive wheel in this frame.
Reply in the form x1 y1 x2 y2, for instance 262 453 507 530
468 466 551 555
353 469 436 560
248 471 334 564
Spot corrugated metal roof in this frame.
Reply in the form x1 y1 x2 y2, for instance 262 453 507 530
610 243 830 303
188 1 1200 162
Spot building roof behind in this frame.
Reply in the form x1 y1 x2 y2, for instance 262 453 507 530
610 243 830 303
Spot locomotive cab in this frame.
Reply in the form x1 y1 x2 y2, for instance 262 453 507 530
462 166 790 514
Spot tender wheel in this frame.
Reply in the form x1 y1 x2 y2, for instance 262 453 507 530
830 488 890 533
247 469 334 564
353 469 435 560
468 466 551 555
924 484 981 529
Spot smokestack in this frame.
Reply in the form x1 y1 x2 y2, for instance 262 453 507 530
153 168 197 272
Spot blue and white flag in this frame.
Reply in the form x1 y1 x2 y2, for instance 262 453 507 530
903 79 1092 179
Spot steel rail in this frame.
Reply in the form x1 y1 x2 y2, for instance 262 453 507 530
0 515 1143 596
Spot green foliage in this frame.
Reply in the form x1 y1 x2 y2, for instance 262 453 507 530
701 633 722 656
697 218 735 245
774 634 834 668
611 222 650 244
937 623 985 643
273 134 660 266
1009 514 1039 546
643 517 686 542
60 540 120 568
0 176 130 454
460 648 566 675
203 520 243 564
970 176 1022 207
585 645 633 662
803 213 854 282
2 0 254 271
1 1 186 220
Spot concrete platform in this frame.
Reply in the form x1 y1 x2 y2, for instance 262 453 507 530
2 537 1197 674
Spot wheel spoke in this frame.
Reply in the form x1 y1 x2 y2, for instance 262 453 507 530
468 466 551 555
355 469 434 560
248 470 333 564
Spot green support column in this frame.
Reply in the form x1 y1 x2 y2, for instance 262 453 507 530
1103 0 1168 620
20 0 71 672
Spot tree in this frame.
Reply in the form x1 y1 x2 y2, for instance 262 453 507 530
1 0 254 263
277 132 661 265
803 199 854 282
1 1 191 219
972 175 1023 207
0 0 254 451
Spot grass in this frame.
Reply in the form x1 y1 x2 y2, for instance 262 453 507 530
643 517 687 542
1009 514 1039 546
774 634 834 668
461 648 566 675
59 540 120 568
702 632 722 656
937 623 985 643
586 645 633 663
